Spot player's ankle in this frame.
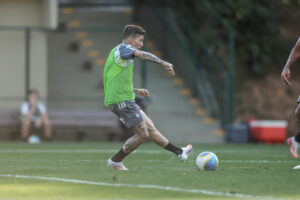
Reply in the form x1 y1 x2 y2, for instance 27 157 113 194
111 157 121 162
111 148 128 162
165 143 182 155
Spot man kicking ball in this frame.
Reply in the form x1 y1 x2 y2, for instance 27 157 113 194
103 24 192 170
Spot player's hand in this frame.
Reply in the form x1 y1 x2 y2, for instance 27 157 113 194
163 62 175 76
281 67 291 85
135 89 150 98
29 102 37 113
29 98 37 108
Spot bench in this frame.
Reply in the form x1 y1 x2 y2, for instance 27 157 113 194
0 109 122 141
48 110 122 141
0 110 20 126
0 110 20 140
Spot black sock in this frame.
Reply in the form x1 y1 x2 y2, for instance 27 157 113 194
111 148 128 162
295 132 300 143
165 143 183 155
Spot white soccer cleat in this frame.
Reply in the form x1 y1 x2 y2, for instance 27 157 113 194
107 158 128 171
287 137 299 159
178 144 193 162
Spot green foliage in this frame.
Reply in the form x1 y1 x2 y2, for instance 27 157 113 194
164 0 299 76
281 0 300 6
211 0 280 75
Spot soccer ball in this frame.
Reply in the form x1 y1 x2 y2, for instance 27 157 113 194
196 151 219 171
28 135 41 144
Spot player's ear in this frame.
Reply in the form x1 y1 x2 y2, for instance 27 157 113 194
127 36 134 44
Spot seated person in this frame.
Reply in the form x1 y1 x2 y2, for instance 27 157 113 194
20 89 52 141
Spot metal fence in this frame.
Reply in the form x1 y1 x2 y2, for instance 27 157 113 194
139 0 235 125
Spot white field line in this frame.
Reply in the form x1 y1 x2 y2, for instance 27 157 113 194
221 160 296 164
0 158 296 164
0 149 289 155
0 174 294 200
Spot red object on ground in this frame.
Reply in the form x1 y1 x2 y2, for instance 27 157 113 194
249 120 287 144
245 118 257 124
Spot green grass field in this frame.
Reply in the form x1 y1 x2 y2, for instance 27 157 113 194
0 142 299 200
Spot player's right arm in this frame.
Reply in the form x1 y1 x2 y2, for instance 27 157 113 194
134 50 175 76
281 38 300 85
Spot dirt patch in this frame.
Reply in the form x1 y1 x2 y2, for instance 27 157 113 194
236 73 300 136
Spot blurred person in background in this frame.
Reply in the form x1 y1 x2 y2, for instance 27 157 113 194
20 89 52 141
281 38 300 159
103 24 192 170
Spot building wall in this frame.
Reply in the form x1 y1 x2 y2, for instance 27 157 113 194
0 31 25 109
0 0 57 110
0 0 43 27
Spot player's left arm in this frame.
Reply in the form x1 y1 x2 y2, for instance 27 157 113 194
134 50 175 76
134 88 150 98
281 39 300 85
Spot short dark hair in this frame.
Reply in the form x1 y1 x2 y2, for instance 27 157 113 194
27 89 39 96
122 24 146 40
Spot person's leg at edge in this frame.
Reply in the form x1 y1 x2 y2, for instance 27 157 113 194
294 103 300 143
111 120 149 162
140 110 192 160
287 102 300 158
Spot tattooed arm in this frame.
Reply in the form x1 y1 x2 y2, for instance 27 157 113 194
134 50 175 76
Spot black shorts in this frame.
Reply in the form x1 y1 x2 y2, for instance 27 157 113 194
297 96 300 103
109 100 144 129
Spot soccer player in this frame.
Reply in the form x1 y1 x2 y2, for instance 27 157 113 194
103 24 192 170
281 38 300 159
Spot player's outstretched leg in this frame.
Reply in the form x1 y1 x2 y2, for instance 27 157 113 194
140 110 193 161
287 135 300 159
291 103 300 158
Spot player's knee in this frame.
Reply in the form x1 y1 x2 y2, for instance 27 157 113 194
146 120 157 134
147 123 158 134
134 122 149 138
140 131 149 141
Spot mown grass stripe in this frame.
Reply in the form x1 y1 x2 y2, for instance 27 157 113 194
0 174 292 200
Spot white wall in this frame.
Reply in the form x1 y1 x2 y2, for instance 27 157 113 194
0 0 43 27
0 31 25 109
0 0 57 110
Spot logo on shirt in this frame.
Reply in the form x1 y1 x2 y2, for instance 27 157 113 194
135 113 140 118
114 44 135 67
120 117 126 125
